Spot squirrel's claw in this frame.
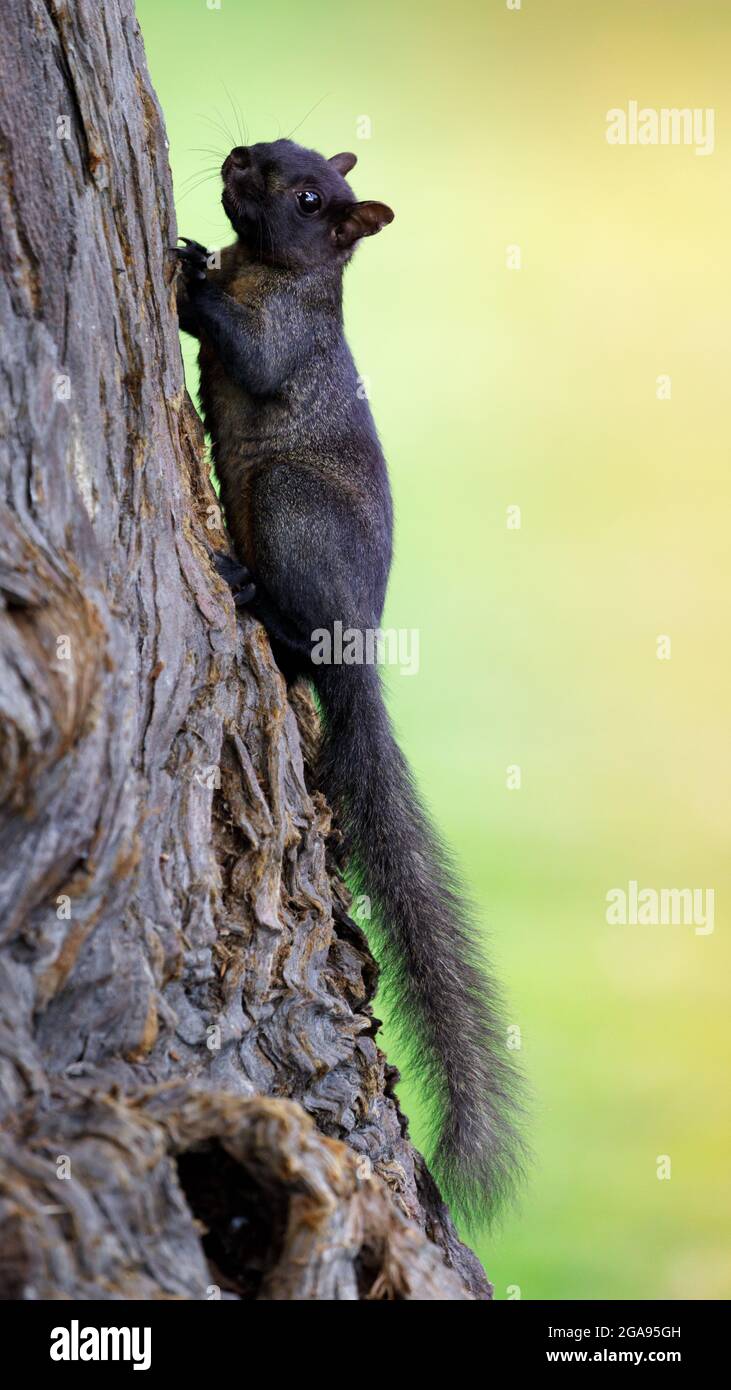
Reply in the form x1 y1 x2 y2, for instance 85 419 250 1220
178 236 209 255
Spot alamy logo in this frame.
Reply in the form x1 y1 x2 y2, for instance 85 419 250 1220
50 1320 151 1371
311 621 419 676
606 101 715 156
605 880 714 935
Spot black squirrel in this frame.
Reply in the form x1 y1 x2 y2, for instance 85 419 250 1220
175 139 524 1224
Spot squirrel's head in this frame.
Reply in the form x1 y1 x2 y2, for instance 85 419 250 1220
220 139 394 270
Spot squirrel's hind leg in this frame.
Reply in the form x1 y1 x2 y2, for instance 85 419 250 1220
214 552 256 607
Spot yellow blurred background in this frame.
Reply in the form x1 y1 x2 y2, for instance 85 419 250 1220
138 0 731 1298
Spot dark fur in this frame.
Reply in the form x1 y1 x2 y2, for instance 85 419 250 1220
177 139 525 1223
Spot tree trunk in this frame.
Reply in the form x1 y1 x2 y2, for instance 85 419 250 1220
0 0 490 1301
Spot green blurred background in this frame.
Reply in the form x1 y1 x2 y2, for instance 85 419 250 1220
138 0 731 1298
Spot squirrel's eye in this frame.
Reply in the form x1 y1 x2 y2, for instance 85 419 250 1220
296 189 322 215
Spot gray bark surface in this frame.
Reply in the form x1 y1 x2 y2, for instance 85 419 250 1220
0 0 491 1301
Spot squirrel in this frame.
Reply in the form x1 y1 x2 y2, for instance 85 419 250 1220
175 139 524 1225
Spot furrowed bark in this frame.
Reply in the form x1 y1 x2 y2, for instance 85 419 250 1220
0 0 491 1301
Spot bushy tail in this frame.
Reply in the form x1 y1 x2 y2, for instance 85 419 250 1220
314 661 525 1226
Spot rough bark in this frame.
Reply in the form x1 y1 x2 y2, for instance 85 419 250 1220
0 0 490 1300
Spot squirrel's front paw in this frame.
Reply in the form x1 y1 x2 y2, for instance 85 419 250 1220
173 239 212 333
174 237 211 287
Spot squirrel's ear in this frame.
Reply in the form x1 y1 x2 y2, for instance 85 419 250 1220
328 151 358 176
331 200 394 249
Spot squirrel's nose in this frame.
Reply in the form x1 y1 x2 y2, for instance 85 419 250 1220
228 146 251 170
